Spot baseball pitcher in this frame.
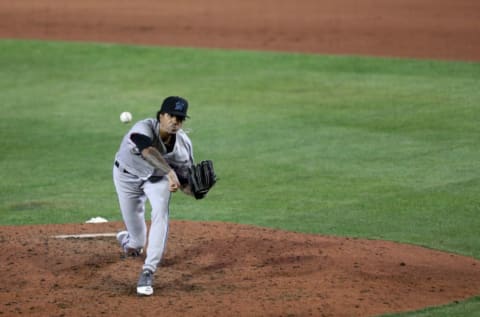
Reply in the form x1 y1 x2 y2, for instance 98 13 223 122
113 96 216 296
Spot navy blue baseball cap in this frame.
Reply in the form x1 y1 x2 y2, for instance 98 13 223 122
159 96 189 119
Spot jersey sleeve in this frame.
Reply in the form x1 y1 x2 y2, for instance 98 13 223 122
126 120 157 154
130 133 153 152
130 120 155 139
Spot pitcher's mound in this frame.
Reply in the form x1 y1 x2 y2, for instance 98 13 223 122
1 221 479 317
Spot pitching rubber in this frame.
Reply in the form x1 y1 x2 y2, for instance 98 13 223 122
53 233 117 239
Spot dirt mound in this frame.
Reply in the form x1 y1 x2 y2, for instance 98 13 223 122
1 221 479 317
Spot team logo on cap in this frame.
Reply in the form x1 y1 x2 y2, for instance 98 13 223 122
174 101 185 112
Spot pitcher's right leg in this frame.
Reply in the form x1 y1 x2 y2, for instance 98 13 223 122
113 166 147 252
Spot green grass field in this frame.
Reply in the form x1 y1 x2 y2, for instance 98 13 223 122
1 40 479 316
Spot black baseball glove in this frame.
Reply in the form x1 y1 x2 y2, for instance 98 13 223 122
188 160 217 199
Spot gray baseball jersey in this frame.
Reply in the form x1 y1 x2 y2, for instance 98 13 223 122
113 118 194 273
115 118 193 181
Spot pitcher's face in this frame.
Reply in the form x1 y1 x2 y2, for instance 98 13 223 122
159 113 184 134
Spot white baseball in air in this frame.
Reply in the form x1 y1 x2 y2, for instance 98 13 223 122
120 111 132 123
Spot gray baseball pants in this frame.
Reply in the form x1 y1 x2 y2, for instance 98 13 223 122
113 165 170 273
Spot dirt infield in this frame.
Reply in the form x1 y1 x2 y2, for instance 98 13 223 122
0 0 479 61
1 222 480 317
1 1 480 316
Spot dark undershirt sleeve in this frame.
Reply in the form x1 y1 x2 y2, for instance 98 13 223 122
130 133 153 152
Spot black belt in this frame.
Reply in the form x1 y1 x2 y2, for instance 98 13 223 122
115 161 131 175
115 160 165 183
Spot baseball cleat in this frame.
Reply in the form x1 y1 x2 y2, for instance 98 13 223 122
116 231 143 257
116 230 129 245
137 269 154 296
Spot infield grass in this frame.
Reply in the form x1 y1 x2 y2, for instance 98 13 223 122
0 40 479 316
